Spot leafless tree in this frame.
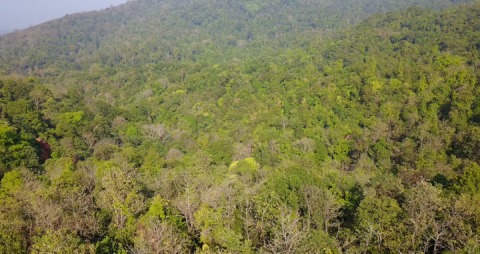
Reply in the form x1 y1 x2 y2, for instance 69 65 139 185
302 185 342 233
173 183 200 233
404 181 444 252
142 124 167 140
264 205 306 254
294 138 315 153
82 132 97 150
133 219 189 254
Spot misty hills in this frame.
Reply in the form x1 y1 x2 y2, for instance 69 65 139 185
0 30 12 36
1 0 480 253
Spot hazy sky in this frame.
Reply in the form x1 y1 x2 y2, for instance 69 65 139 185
0 0 129 34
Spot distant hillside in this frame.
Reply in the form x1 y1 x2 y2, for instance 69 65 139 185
0 30 12 35
0 0 474 76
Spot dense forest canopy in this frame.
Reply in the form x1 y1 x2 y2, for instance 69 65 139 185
1 0 480 253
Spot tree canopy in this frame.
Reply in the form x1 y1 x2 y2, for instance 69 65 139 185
1 0 480 253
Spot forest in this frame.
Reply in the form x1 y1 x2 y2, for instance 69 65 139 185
1 0 480 253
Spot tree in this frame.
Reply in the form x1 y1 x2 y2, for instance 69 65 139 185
194 204 249 252
456 162 480 195
264 204 306 254
355 195 404 252
0 121 39 175
133 196 190 254
55 111 84 137
95 161 146 242
0 170 28 254
29 85 52 110
302 185 342 234
133 219 189 254
403 181 444 252
30 229 94 254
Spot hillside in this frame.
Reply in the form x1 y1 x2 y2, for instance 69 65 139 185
0 0 473 75
1 0 480 253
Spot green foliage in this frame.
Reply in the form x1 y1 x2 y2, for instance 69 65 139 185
95 236 128 254
1 79 33 101
0 231 26 254
368 138 391 170
229 157 259 182
297 229 340 254
457 162 480 194
55 111 84 136
0 0 479 252
356 196 404 252
0 121 39 175
123 124 142 146
206 138 233 165
0 170 27 254
143 195 168 221
195 204 249 252
31 230 94 254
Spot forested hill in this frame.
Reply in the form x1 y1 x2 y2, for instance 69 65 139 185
1 0 480 253
0 0 474 76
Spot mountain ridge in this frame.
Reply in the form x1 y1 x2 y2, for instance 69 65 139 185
0 0 475 76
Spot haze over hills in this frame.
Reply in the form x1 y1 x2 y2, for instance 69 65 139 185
0 0 129 33
1 0 480 253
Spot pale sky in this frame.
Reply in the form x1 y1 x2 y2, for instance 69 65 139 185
0 0 129 34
